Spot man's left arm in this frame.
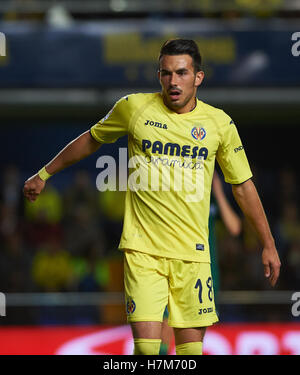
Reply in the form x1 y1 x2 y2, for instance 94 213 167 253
231 179 281 287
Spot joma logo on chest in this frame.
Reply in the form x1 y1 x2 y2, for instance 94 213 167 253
144 120 168 129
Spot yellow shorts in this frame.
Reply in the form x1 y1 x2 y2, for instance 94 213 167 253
124 250 219 328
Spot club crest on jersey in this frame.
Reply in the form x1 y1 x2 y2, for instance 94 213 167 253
191 127 206 141
126 298 136 314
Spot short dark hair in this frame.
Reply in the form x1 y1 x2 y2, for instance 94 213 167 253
159 39 202 72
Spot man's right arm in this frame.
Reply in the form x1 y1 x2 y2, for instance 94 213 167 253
23 130 101 202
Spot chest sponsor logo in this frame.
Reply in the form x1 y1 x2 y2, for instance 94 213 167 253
144 119 168 129
142 139 208 160
191 127 206 141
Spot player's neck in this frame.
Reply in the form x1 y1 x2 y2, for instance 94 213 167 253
162 95 197 114
189 98 197 112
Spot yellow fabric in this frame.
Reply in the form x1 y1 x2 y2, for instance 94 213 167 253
91 93 252 263
124 250 218 327
176 341 203 355
133 338 161 355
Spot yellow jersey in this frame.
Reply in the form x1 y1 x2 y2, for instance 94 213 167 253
90 93 252 263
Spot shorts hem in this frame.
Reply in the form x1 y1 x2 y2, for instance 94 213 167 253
127 317 163 323
168 318 219 328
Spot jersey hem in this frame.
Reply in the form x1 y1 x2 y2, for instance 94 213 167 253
118 246 211 264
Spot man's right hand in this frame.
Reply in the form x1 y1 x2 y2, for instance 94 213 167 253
23 174 45 202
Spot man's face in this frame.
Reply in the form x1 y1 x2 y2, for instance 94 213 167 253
158 54 204 114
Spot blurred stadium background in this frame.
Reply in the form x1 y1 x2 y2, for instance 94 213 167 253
0 0 300 355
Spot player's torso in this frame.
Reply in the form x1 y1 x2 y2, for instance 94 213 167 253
120 93 222 261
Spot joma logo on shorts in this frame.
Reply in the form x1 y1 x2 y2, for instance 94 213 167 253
198 307 213 315
144 120 168 129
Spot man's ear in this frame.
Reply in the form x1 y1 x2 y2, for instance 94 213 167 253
157 69 161 82
195 70 205 88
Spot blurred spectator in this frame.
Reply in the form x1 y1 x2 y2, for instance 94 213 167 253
70 241 109 324
98 188 125 252
275 200 300 289
63 203 105 256
278 201 300 245
0 165 22 213
31 238 73 292
277 167 299 212
0 165 23 239
63 169 98 221
218 214 268 290
23 183 64 248
218 234 246 290
62 170 106 256
72 241 109 292
0 231 33 292
0 205 19 240
284 240 300 288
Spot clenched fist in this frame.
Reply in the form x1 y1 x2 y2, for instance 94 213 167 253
23 174 45 202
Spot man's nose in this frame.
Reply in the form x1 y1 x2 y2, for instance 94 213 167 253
170 73 178 86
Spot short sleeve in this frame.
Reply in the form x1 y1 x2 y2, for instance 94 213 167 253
90 95 132 144
216 113 253 184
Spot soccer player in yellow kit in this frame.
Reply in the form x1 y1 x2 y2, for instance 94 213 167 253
23 39 281 355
